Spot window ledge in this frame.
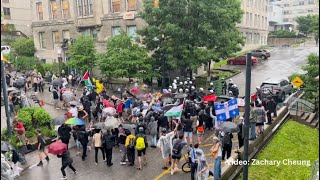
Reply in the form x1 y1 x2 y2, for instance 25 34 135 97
77 15 94 19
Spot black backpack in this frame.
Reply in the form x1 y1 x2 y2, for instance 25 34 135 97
222 133 232 146
172 140 182 155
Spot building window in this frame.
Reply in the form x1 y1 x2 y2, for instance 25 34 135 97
127 25 137 40
283 18 289 22
308 0 315 4
52 31 60 45
250 13 253 26
308 10 314 13
283 11 289 15
112 27 121 36
111 0 120 13
284 4 289 7
265 17 267 28
298 1 304 5
62 30 70 39
36 3 44 20
41 59 46 63
127 0 137 11
246 12 249 25
80 27 97 39
77 0 93 17
2 0 9 3
61 0 70 18
50 0 59 19
39 32 46 49
3 8 11 20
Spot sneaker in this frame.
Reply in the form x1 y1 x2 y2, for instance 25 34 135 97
45 156 49 161
55 108 60 110
61 176 67 180
95 163 98 166
125 158 129 162
107 163 113 167
103 159 107 162
171 169 174 175
37 162 43 166
162 166 168 170
128 163 134 166
120 162 126 165
74 171 78 174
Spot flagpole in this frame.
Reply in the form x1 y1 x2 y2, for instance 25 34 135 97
75 70 88 93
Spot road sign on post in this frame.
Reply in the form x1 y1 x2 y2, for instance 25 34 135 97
291 77 304 88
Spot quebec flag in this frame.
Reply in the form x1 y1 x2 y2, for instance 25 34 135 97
214 98 240 121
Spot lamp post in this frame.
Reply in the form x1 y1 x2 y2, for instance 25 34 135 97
160 34 166 90
295 31 299 43
1 52 12 135
57 48 62 77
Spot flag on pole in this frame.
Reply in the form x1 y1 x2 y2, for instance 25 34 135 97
164 104 183 117
214 98 240 121
82 70 93 91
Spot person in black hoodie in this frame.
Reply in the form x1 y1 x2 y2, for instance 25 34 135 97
57 150 77 179
103 129 116 167
77 126 89 161
58 124 72 149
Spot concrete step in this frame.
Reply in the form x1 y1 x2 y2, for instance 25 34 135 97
306 113 317 123
301 113 310 120
310 118 319 128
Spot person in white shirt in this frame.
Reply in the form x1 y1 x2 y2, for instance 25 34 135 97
68 105 78 118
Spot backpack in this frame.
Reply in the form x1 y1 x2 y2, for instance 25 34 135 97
222 133 232 146
172 140 182 155
135 136 146 150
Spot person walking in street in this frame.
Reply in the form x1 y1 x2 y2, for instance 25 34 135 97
77 127 89 161
103 129 116 167
220 131 233 161
36 129 49 166
171 134 187 175
57 150 77 179
196 150 209 180
210 137 222 180
255 103 267 136
118 126 127 165
190 144 203 180
249 102 257 140
52 87 60 109
77 105 88 121
265 96 277 125
125 130 136 166
135 127 148 170
148 115 158 148
92 129 106 165
182 114 193 146
33 75 38 93
58 124 72 149
37 75 44 93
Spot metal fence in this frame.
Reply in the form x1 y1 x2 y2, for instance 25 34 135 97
310 160 319 180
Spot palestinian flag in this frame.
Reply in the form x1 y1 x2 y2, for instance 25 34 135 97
82 70 93 91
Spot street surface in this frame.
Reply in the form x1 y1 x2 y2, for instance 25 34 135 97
2 45 318 180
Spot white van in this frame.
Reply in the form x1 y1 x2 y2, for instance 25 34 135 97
1 46 11 54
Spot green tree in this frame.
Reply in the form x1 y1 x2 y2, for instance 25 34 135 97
311 15 319 44
10 38 36 56
139 0 244 77
301 53 319 102
97 33 152 79
296 15 314 36
68 35 96 71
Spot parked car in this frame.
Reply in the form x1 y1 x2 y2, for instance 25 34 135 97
257 78 293 102
1 46 11 54
227 55 258 65
251 49 271 60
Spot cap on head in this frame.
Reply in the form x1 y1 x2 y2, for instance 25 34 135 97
191 86 195 90
189 81 192 84
185 89 189 92
179 82 183 85
168 89 172 92
187 78 190 80
199 88 204 91
210 82 213 86
179 88 183 93
169 86 172 88
209 90 214 93
184 81 188 85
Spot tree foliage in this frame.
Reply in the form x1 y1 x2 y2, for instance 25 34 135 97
98 33 152 79
296 15 317 36
139 0 244 76
68 35 96 71
311 15 319 42
301 53 319 101
269 30 305 38
10 38 36 56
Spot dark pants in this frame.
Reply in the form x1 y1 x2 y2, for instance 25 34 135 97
267 112 272 124
105 148 113 165
205 118 213 130
127 147 135 165
95 147 105 163
238 135 244 149
33 83 38 92
222 144 232 160
190 162 198 180
61 163 76 176
81 142 88 159
85 109 92 122
61 138 70 149
38 83 44 92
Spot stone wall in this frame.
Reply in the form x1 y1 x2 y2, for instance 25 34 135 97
267 37 305 47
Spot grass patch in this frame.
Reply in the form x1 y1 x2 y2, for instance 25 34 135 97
291 43 301 47
242 120 319 180
213 59 228 68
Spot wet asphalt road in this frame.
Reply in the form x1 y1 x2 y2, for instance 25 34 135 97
3 45 319 180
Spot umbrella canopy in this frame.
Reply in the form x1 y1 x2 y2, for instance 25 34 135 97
93 122 104 130
53 115 67 126
48 141 67 155
173 93 187 99
14 78 26 88
162 98 173 104
52 79 63 87
69 101 79 106
102 107 117 117
203 94 217 102
104 117 121 130
103 99 114 108
221 121 239 133
1 141 13 152
62 92 75 103
152 106 163 113
7 87 19 92
164 105 183 117
130 87 140 94
65 117 85 125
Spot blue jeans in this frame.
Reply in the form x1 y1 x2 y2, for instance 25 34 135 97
151 134 157 146
250 122 256 140
213 156 222 180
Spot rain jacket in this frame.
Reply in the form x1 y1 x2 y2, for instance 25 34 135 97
1 154 13 180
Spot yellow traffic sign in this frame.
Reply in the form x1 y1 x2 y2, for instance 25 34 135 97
291 77 304 88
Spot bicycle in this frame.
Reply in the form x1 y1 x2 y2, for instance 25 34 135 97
181 149 191 173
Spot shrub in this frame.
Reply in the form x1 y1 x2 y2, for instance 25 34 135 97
1 128 10 141
17 108 33 128
41 127 53 137
25 128 36 138
33 107 52 126
8 136 23 149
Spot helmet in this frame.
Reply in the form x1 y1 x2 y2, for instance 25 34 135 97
189 81 192 84
210 82 213 86
176 77 180 80
209 89 214 93
168 89 172 92
184 81 188 85
169 86 172 89
173 80 177 83
199 88 204 91
138 127 144 132
179 88 183 93
173 86 177 90
191 86 195 90
179 82 183 85
185 89 189 92
187 78 190 81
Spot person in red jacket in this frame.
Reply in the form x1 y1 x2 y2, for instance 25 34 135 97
117 100 124 117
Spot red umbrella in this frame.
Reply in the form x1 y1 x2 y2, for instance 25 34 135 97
48 141 67 155
203 94 217 102
103 99 114 108
130 87 140 94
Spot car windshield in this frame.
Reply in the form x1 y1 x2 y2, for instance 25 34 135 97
261 83 279 88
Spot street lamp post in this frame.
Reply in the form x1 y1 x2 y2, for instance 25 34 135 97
160 34 166 90
57 48 62 77
1 52 12 135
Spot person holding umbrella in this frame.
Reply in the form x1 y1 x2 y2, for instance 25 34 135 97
57 150 77 179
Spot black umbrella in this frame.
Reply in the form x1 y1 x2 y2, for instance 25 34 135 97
14 78 26 88
53 115 67 126
221 121 239 133
52 79 63 87
173 93 187 99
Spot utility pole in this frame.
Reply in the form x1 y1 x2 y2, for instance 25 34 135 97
1 52 12 135
243 53 252 180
